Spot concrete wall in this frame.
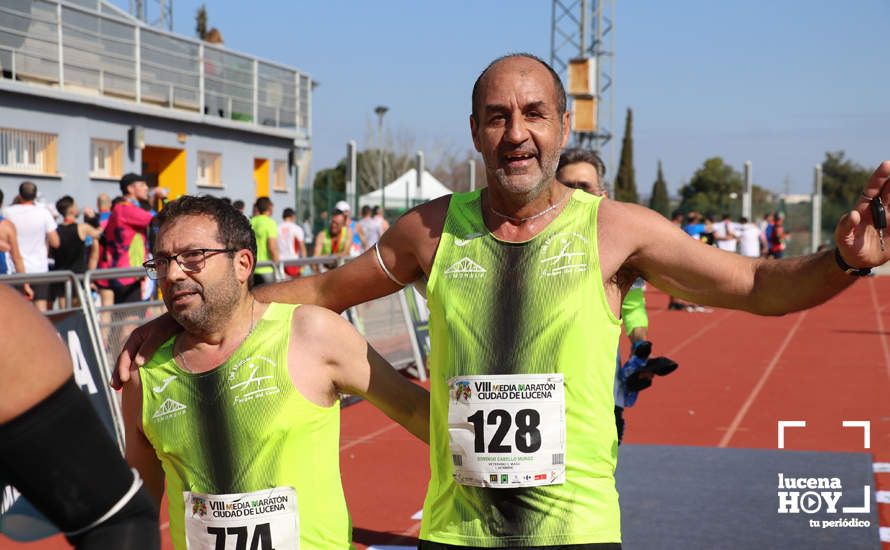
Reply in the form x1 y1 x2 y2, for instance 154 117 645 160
0 90 299 215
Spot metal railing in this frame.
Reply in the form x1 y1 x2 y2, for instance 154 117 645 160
2 256 429 409
0 0 311 136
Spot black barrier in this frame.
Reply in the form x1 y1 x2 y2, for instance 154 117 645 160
400 285 430 381
47 308 121 441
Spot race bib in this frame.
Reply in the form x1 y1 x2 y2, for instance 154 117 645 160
184 487 298 550
447 374 566 488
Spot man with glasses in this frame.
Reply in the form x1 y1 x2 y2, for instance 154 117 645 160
121 195 428 549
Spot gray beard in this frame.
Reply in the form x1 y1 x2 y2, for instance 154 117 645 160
492 147 561 205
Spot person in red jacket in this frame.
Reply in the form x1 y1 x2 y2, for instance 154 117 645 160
96 174 154 305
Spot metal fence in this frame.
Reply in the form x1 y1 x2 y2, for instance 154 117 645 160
0 256 427 401
0 0 310 135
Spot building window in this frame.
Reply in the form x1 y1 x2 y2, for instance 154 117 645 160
0 128 58 175
90 139 123 178
273 160 287 192
197 151 222 187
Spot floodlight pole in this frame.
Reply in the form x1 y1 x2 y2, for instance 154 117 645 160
742 161 752 220
811 164 823 253
375 105 389 213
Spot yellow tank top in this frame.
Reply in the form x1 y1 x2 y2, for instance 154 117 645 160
421 190 622 546
140 302 351 549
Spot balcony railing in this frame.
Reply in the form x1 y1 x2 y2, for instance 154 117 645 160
0 0 311 136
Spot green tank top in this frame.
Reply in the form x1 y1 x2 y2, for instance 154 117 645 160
621 280 648 334
140 302 351 550
421 189 622 546
320 228 349 256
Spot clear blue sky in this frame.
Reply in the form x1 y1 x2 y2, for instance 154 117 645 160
120 0 890 195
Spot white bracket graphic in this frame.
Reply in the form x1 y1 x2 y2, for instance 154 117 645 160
777 420 806 449
842 485 871 514
841 420 871 449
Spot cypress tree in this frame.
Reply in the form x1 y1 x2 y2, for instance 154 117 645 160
614 108 638 203
195 5 208 39
649 160 670 217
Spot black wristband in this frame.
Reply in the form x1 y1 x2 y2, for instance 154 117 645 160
834 248 872 276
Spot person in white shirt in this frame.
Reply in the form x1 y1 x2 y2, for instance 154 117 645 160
356 205 383 252
738 217 763 258
3 181 59 310
712 213 739 253
278 207 307 278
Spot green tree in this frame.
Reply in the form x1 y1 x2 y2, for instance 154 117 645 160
614 109 638 203
312 166 346 219
195 5 208 40
312 149 415 217
648 160 670 217
677 157 744 216
820 151 870 234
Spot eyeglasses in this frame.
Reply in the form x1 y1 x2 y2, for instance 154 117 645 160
143 248 236 280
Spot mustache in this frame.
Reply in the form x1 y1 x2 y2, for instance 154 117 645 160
168 282 202 296
500 148 538 157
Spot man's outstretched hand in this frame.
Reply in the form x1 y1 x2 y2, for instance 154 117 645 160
835 162 890 269
110 312 181 389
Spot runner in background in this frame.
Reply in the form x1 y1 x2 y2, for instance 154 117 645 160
250 196 278 286
313 209 351 272
0 189 32 300
713 213 739 253
96 173 154 306
278 207 307 278
0 284 159 549
336 200 363 257
356 205 383 252
3 181 59 310
556 148 678 443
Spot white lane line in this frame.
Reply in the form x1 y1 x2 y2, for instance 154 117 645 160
880 526 890 542
664 310 736 357
874 462 890 473
339 422 400 451
877 490 890 504
411 509 423 520
719 312 807 448
867 278 890 382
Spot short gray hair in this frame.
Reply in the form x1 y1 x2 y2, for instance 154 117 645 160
557 148 606 179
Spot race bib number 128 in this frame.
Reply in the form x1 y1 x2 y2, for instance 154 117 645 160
447 374 565 488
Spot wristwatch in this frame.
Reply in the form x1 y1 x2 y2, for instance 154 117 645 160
834 248 872 276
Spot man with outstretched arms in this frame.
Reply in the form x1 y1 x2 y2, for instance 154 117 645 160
118 54 890 548
121 196 428 549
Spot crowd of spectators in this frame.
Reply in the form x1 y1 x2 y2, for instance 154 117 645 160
0 176 391 312
678 210 787 259
668 209 790 311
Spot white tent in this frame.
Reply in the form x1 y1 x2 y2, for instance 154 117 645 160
359 169 452 210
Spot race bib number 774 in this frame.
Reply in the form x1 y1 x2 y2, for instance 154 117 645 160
447 374 566 488
184 487 298 549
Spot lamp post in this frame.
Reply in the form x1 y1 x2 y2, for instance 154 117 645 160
374 105 388 213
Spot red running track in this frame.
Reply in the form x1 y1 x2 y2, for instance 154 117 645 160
5 277 890 549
